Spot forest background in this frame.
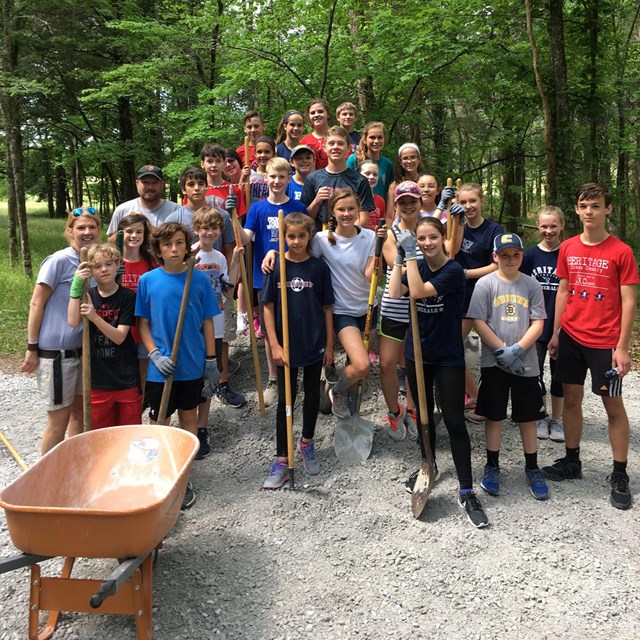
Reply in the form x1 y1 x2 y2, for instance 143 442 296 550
1 0 639 279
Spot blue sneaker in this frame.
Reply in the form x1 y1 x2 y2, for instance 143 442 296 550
526 468 549 500
480 464 501 496
297 438 320 475
216 382 246 408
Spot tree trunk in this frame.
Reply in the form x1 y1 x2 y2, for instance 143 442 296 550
118 96 137 201
43 145 55 218
5 146 18 267
55 164 68 218
585 0 600 181
348 5 373 115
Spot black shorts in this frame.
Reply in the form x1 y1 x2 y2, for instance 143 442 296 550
378 316 408 342
146 378 204 421
333 306 379 335
554 329 621 397
476 366 543 423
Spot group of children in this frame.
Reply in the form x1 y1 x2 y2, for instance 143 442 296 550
22 97 638 525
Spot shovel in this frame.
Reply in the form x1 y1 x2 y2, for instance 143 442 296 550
334 220 385 464
409 297 437 518
80 247 92 431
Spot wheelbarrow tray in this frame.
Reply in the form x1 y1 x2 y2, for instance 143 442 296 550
0 425 198 559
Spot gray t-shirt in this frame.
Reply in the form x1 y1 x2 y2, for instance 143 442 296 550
466 271 546 376
107 198 179 235
165 204 235 252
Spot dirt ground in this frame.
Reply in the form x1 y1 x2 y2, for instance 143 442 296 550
1 338 639 640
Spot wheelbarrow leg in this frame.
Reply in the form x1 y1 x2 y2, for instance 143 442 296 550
132 553 153 640
30 557 75 640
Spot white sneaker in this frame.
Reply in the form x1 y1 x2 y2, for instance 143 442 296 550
263 380 278 407
237 312 249 333
549 418 565 442
536 417 550 439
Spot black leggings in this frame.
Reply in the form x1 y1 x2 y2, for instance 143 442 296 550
275 360 323 457
536 341 563 398
406 361 473 489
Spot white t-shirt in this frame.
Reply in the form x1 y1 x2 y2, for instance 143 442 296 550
311 228 375 316
194 248 229 339
107 198 179 235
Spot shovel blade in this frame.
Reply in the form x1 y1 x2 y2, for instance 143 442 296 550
411 460 436 518
334 415 374 464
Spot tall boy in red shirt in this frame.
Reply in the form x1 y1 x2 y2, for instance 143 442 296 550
543 183 639 510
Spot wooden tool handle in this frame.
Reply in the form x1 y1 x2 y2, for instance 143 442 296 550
80 247 92 431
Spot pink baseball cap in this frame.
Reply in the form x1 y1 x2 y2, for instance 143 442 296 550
394 181 421 202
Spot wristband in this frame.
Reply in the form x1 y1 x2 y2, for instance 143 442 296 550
463 269 468 279
27 342 39 352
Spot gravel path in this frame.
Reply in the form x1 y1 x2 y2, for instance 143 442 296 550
1 341 639 640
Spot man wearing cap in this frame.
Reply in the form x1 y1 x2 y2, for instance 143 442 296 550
107 165 179 238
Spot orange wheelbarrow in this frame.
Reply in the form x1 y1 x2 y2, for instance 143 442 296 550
0 425 198 640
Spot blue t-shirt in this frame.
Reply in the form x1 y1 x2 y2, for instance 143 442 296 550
455 218 504 311
286 178 304 201
135 267 220 382
261 256 335 367
403 259 466 366
245 198 308 289
346 154 393 198
520 245 560 343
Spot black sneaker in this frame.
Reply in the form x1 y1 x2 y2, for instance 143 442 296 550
607 472 631 510
458 491 489 528
216 382 246 408
541 456 582 481
195 428 210 460
181 481 196 510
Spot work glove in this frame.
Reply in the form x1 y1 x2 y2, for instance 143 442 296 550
498 355 526 376
438 186 455 209
220 274 235 293
394 228 418 261
225 193 238 213
449 203 466 225
205 357 220 388
149 349 176 376
394 244 406 267
494 344 524 368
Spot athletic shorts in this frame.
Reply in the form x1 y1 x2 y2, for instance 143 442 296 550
91 387 142 428
476 366 543 423
36 349 82 410
334 306 379 335
554 329 621 397
224 303 237 343
146 378 204 421
378 315 408 342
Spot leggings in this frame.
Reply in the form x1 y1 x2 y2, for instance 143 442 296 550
406 361 473 489
536 341 563 398
276 360 323 457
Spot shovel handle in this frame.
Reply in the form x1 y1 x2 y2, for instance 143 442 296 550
80 247 92 431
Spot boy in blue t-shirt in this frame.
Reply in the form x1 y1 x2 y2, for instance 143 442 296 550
135 222 220 509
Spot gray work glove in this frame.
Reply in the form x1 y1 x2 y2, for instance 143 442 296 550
150 349 176 376
393 227 418 261
449 203 466 225
204 357 220 388
494 344 524 368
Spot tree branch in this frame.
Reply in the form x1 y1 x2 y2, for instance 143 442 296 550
319 0 338 98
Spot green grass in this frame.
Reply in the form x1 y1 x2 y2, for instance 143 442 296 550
0 202 72 356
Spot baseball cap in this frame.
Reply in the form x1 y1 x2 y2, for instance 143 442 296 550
136 165 164 180
290 144 315 159
493 233 524 253
394 181 421 202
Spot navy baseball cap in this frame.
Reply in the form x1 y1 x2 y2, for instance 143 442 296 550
136 165 164 180
493 233 524 253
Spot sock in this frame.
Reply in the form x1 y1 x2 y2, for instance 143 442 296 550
613 460 628 475
524 452 538 470
459 483 473 494
486 449 500 468
565 446 580 462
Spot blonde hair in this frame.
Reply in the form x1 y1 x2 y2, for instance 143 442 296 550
537 205 565 241
336 101 357 117
266 157 291 175
458 182 483 198
88 243 120 265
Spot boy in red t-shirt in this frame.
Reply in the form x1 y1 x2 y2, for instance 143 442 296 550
235 111 265 170
543 183 639 510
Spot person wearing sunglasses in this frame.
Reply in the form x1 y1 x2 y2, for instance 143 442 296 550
107 165 179 240
21 207 102 454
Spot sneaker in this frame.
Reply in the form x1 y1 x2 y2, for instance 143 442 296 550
404 407 418 439
237 312 249 333
181 481 196 510
262 460 290 489
607 472 631 510
329 387 350 419
464 408 486 423
216 382 247 408
480 464 501 496
195 428 210 460
404 463 439 494
297 438 320 475
464 393 476 409
263 380 278 407
385 406 407 442
227 358 241 376
541 456 582 481
397 366 406 394
368 349 379 365
548 419 565 442
458 491 489 528
526 468 549 500
537 416 550 439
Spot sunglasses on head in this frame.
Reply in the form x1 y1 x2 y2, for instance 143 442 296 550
73 207 97 216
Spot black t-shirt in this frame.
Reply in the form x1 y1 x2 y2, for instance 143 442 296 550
262 256 335 367
88 286 139 390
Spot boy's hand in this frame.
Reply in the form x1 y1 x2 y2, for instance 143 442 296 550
547 334 559 359
70 263 91 298
494 343 524 368
449 203 466 224
394 228 418 261
261 250 277 273
613 347 631 377
149 349 176 376
79 299 97 322
204 357 220 387
225 193 238 213
270 344 287 367
497 355 526 376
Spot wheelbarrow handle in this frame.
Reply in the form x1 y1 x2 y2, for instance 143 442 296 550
90 552 150 609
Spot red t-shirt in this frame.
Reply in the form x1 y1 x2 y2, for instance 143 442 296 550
300 133 328 170
204 182 247 218
368 194 386 229
236 143 257 170
556 234 639 348
121 259 156 343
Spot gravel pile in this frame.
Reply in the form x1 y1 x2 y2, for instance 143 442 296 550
1 340 639 639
